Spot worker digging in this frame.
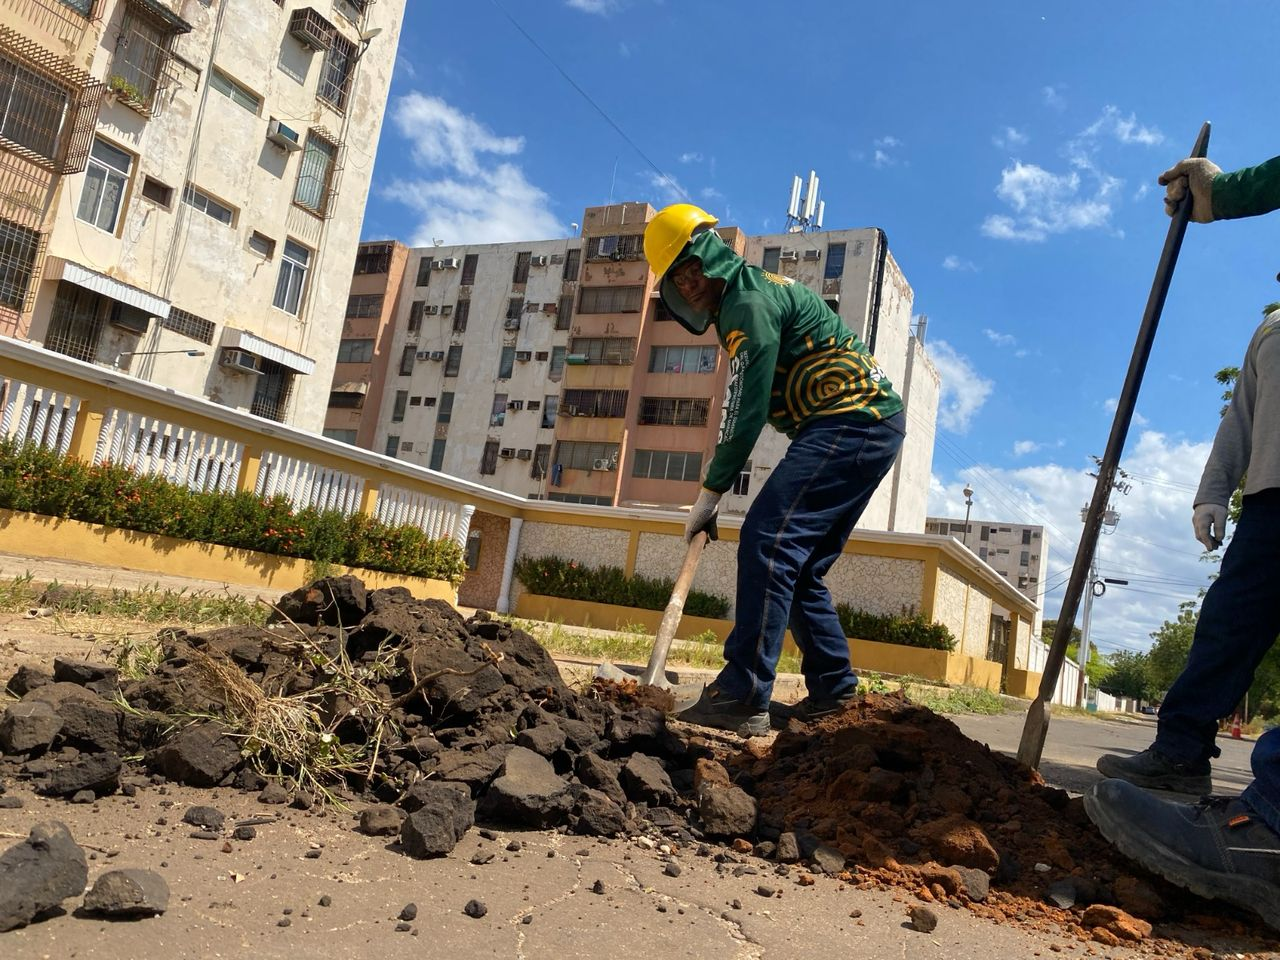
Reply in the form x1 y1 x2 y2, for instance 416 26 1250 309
642 202 906 738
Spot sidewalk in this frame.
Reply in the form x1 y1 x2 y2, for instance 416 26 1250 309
0 551 281 602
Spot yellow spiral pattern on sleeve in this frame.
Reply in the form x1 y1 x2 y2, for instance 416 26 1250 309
781 344 884 422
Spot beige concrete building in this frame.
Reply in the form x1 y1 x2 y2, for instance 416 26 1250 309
1 0 405 430
345 202 940 533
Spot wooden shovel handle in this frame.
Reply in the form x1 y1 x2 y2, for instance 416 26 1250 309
638 531 709 687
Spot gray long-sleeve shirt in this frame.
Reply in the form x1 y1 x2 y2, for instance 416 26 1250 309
1196 312 1280 506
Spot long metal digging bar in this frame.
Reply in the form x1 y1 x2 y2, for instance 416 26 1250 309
1016 120 1212 770
639 530 710 689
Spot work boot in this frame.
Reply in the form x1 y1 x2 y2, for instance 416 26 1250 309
1095 746 1212 794
1085 779 1280 931
774 690 859 723
675 682 770 738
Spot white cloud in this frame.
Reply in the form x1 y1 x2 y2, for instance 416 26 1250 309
942 255 978 272
983 328 1017 347
929 429 1216 652
618 41 632 58
981 161 1118 242
993 126 1028 150
700 186 724 201
566 0 616 13
1081 105 1164 147
1013 439 1043 456
679 152 703 164
384 93 562 245
875 135 902 148
1042 84 1067 110
873 149 893 168
869 135 903 168
648 171 688 206
928 339 994 433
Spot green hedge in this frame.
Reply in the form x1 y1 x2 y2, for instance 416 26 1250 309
0 440 466 584
513 554 730 619
836 603 956 651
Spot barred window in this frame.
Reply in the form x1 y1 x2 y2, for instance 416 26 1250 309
391 390 407 422
505 297 523 320
531 443 550 480
549 346 566 379
437 391 454 424
586 234 643 260
479 439 499 475
461 253 478 285
452 299 470 333
556 293 573 331
444 344 462 376
398 346 414 376
632 449 703 482
415 256 431 286
317 31 356 113
345 293 382 318
561 389 628 419
638 396 709 427
294 130 339 216
554 440 619 471
161 306 214 345
648 344 717 374
568 336 635 365
429 438 446 470
497 346 515 380
407 300 423 332
354 242 392 275
824 242 846 279
578 285 644 314
0 54 71 164
0 219 41 312
512 251 531 284
561 247 580 281
336 338 373 363
111 4 186 118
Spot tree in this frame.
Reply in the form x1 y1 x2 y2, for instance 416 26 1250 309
1100 650 1153 701
1042 618 1109 684
1146 601 1199 696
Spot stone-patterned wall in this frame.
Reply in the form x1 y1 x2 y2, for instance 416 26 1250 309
825 555 924 618
933 566 995 661
458 511 510 611
1012 616 1034 669
511 521 631 605
634 532 739 609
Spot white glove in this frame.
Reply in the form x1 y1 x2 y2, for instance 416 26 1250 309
1158 158 1222 223
684 488 721 543
1192 502 1227 551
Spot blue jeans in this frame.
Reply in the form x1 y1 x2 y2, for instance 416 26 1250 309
1155 489 1280 834
716 412 905 711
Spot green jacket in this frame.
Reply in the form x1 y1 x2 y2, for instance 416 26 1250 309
660 231 903 493
1214 156 1280 220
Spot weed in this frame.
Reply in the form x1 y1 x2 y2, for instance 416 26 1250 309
114 635 165 680
0 576 267 627
908 684 1008 716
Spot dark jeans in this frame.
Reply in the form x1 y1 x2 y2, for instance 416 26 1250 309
1155 489 1280 833
716 412 905 711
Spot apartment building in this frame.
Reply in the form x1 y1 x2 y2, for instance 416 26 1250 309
0 0 404 431
346 202 940 533
924 515 1050 633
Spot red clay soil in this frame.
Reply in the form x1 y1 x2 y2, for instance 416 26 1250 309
732 692 1279 958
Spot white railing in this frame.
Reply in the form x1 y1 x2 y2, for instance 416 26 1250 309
256 451 365 516
94 408 243 494
374 483 475 548
0 378 78 456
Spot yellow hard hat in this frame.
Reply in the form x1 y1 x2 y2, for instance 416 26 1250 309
644 203 718 278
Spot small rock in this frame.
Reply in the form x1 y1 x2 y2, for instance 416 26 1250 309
591 879 605 894
399 902 417 921
1047 879 1077 909
318 895 332 907
278 918 291 927
731 838 753 854
775 832 801 863
395 922 411 932
463 899 487 918
698 784 758 839
189 831 221 841
399 782 475 859
0 701 62 754
619 754 676 806
664 862 682 878
70 790 95 804
258 782 290 805
0 821 88 932
521 914 533 925
146 723 242 787
1082 904 1152 942
358 805 404 837
183 806 226 831
233 826 256 842
0 797 23 809
810 845 846 875
506 840 522 852
951 866 990 903
40 752 121 797
849 908 863 918
755 885 776 898
908 905 938 933
82 869 169 917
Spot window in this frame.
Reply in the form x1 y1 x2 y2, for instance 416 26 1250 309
323 428 358 444
182 184 235 225
60 0 95 16
546 493 613 506
328 389 363 409
398 346 415 376
336 338 374 363
391 390 408 422
209 69 260 113
569 336 635 365
111 4 188 117
562 389 628 419
0 53 73 166
273 239 311 314
444 344 462 376
429 438 446 470
562 247 580 281
541 395 558 429
497 346 515 380
250 358 294 423
460 253 478 285
437 391 454 424
1020 550 1030 567
554 440 619 471
294 131 338 216
479 440 499 475
248 231 275 259
549 345 566 379
452 299 470 333
140 175 172 206
45 283 105 361
979 546 988 560
346 293 382 318
354 242 392 275
824 242 846 279
731 461 751 497
407 300 424 332
648 344 717 374
415 256 431 286
528 400 541 410
318 32 356 112
761 247 780 273
587 234 643 259
639 396 709 427
161 307 215 345
531 443 550 479
505 297 523 321
632 449 703 482
0 219 41 312
980 525 990 541
384 434 400 458
578 285 644 314
1021 528 1032 545
554 294 574 332
490 393 507 427
77 138 132 232
512 251 531 284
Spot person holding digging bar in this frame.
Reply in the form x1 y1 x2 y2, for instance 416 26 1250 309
641 203 905 739
1086 155 1280 931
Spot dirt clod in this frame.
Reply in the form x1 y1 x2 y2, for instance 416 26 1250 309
908 905 938 933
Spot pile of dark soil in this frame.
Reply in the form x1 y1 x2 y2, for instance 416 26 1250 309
734 692 1278 955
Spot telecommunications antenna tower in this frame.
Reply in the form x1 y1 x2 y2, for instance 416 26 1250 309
785 170 824 233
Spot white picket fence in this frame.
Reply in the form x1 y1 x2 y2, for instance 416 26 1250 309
1027 640 1083 707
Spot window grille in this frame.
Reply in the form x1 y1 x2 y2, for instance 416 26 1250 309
249 358 294 423
0 28 104 173
161 306 214 344
562 389 628 419
452 299 470 333
317 31 356 113
553 440 618 472
0 218 42 313
293 127 343 217
44 282 105 362
577 285 644 314
568 336 635 365
354 242 392 275
638 396 709 427
110 0 192 119
346 293 382 318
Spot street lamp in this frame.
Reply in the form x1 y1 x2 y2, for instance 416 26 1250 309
962 485 974 547
115 349 205 368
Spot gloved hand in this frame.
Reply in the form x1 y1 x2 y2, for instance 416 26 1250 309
1192 502 1227 551
684 488 721 543
1158 158 1222 223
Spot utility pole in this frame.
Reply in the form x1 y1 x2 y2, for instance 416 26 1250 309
1076 555 1099 708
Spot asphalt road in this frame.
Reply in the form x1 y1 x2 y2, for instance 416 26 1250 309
950 709 1257 797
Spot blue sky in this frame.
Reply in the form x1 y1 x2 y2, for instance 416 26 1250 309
362 0 1280 655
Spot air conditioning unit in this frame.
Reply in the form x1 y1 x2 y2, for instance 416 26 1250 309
503 318 521 331
507 400 524 411
803 249 821 260
441 305 453 316
499 447 516 459
779 250 799 261
535 351 549 361
530 255 549 267
423 305 439 315
591 458 615 471
516 448 532 460
565 353 589 364
428 350 445 361
515 350 532 362
433 257 460 270
266 118 303 152
219 348 261 374
550 253 565 265
415 351 432 360
423 397 437 407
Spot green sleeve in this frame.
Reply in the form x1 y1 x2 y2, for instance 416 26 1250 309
703 295 781 493
1213 156 1280 220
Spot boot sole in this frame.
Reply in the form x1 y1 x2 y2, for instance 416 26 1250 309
674 709 770 739
1083 788 1280 931
1095 754 1212 795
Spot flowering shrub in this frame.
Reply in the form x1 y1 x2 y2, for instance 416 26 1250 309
836 604 956 651
513 554 730 620
0 441 466 584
